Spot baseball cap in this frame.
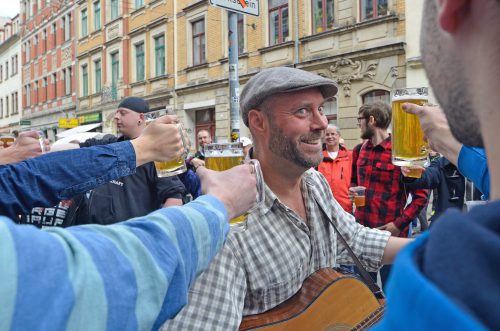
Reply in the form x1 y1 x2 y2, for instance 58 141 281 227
118 97 150 113
240 67 338 126
240 137 252 147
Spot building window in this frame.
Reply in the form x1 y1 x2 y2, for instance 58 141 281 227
94 59 101 93
323 97 338 124
135 42 145 81
110 0 119 20
34 36 38 57
12 92 18 114
81 9 88 37
362 89 390 104
52 22 57 48
5 96 9 116
62 17 66 41
360 0 388 20
192 19 205 66
0 98 3 117
111 51 119 87
269 0 289 46
25 85 31 106
312 0 334 33
5 61 8 80
43 77 48 101
135 0 144 9
0 65 2 81
82 65 88 96
12 55 18 75
154 35 165 77
43 29 47 52
63 67 72 95
52 73 57 99
94 1 101 30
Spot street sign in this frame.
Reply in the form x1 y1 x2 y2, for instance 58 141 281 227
19 119 31 126
209 0 259 16
59 118 79 129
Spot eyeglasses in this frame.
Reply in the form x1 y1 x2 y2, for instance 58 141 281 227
356 117 366 122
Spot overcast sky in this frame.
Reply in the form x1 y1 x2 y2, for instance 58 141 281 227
0 2 20 19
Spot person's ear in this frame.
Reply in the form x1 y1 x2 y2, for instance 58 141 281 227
138 113 145 125
248 109 266 134
437 0 470 34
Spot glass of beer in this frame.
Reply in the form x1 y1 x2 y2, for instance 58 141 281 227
391 87 429 174
351 186 366 207
0 133 15 149
144 109 189 177
204 142 265 232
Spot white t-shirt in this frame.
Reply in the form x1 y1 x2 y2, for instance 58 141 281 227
327 151 338 160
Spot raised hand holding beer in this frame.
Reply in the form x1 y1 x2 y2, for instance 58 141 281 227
131 115 186 168
391 87 429 178
204 142 265 232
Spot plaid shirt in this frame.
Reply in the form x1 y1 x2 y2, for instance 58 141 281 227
161 169 391 331
351 136 428 235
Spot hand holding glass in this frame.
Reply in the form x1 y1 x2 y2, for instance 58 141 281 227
204 142 265 232
391 87 429 178
145 110 189 177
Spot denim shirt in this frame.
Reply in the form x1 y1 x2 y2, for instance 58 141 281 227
0 141 136 219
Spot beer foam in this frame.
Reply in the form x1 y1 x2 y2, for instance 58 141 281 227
392 95 429 102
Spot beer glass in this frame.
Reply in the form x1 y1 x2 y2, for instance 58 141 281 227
37 131 48 153
0 133 15 149
204 142 265 232
144 110 189 177
391 87 429 172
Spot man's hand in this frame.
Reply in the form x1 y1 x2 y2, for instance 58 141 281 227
401 166 425 177
131 115 185 167
377 222 401 236
196 164 257 220
0 131 47 165
402 103 462 165
191 157 205 169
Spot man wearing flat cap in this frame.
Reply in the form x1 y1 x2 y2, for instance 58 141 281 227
66 96 186 226
162 67 410 330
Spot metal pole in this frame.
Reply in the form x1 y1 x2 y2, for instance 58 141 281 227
228 11 240 142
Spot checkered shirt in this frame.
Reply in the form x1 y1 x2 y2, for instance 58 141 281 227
161 169 391 331
351 137 429 235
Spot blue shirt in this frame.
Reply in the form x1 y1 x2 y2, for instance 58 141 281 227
457 146 490 199
0 142 230 330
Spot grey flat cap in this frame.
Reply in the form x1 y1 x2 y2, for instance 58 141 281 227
240 67 338 126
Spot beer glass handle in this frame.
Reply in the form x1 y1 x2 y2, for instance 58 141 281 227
247 159 265 212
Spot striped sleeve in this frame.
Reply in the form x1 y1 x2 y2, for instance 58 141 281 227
0 195 229 331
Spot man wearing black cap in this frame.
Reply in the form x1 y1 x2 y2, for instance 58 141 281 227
162 67 410 330
68 96 186 226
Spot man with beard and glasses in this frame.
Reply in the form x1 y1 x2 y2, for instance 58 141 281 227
161 67 411 331
371 1 500 330
349 102 428 288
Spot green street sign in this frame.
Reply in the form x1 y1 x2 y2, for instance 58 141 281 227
20 120 31 126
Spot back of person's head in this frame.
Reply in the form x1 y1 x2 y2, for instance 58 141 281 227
358 101 392 130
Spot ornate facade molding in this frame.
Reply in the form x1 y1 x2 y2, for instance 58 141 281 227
328 58 378 97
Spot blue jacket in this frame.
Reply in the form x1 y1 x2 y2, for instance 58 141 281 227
372 201 500 330
458 146 489 199
402 156 482 220
0 141 230 330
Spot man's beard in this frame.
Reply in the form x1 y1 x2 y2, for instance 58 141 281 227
361 126 375 140
268 122 323 169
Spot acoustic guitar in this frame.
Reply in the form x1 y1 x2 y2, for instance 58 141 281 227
239 268 384 331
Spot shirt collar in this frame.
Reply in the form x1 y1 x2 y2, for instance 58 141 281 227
366 134 392 150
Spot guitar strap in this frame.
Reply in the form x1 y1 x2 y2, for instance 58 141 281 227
315 198 385 299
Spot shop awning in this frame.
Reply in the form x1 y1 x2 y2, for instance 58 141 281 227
56 123 102 138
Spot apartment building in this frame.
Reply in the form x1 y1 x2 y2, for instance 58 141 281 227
20 0 76 141
75 0 407 148
0 15 22 134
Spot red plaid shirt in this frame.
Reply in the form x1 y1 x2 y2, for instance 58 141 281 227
351 136 428 236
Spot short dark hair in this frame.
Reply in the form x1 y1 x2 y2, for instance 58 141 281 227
358 101 392 130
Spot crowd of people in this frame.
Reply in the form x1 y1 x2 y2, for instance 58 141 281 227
1 0 499 329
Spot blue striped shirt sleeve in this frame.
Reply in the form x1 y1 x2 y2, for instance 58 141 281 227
0 195 229 331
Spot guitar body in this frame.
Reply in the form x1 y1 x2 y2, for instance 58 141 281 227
239 268 383 331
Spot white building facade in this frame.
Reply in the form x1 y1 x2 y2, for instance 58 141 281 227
0 15 22 134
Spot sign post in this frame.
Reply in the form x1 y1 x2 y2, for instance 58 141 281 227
210 0 259 142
